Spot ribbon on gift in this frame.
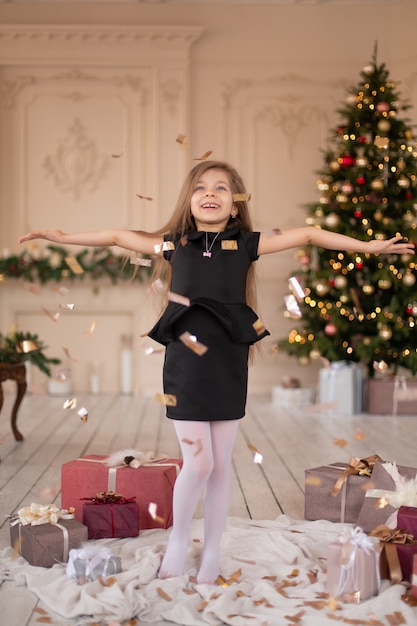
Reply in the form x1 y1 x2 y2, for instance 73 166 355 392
81 492 136 504
335 526 381 597
364 462 417 528
13 503 74 527
370 524 416 584
331 455 383 497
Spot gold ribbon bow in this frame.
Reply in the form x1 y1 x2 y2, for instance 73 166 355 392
370 524 416 584
16 503 74 526
331 454 384 497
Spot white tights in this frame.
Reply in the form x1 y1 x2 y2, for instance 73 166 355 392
158 419 239 584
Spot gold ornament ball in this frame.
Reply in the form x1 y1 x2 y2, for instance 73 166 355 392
314 280 329 296
412 303 417 316
377 119 391 133
397 176 410 189
363 336 372 345
378 278 392 290
374 209 383 221
403 272 416 287
309 349 321 360
334 275 348 289
379 326 392 340
370 179 384 191
356 155 369 168
362 283 375 295
325 212 340 228
298 356 310 366
329 160 340 172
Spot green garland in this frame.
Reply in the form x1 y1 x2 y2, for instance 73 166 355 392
0 245 151 285
0 330 61 376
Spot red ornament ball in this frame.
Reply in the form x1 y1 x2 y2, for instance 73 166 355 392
405 191 413 200
356 176 366 185
340 155 356 167
358 135 368 144
324 323 338 336
354 209 363 218
406 304 413 315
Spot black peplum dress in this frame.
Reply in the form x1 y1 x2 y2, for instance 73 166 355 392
148 227 270 421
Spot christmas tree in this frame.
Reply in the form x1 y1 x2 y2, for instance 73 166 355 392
278 46 417 377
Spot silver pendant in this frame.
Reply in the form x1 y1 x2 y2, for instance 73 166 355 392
202 251 212 258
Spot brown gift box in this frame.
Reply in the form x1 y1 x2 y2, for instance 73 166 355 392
10 518 88 568
357 461 417 533
366 378 417 415
305 460 379 524
326 535 381 601
61 455 182 530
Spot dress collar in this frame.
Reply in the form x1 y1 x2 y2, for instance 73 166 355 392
186 227 241 242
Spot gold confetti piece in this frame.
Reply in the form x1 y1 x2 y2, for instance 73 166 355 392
34 608 49 616
16 339 40 353
12 536 22 559
64 256 84 275
84 320 96 337
374 136 389 149
42 307 60 322
221 239 238 250
148 278 164 295
333 438 348 448
62 345 78 362
196 600 208 612
194 150 213 161
130 256 152 267
179 331 208 356
135 194 153 201
373 359 389 372
252 318 266 335
354 428 366 441
232 193 251 202
176 133 187 149
155 393 177 407
253 597 274 607
288 276 306 299
78 407 88 422
54 286 70 296
302 599 327 610
327 596 340 611
35 617 53 624
247 442 260 454
143 342 164 356
307 569 318 584
287 568 299 578
305 476 322 487
97 575 117 586
154 241 175 254
284 610 306 623
148 502 165 524
156 587 172 601
236 590 247 597
262 575 277 581
376 497 389 509
63 398 77 410
228 568 242 583
56 368 70 381
168 291 190 307
59 303 75 310
401 592 417 606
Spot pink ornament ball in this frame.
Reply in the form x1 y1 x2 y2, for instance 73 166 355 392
324 323 338 336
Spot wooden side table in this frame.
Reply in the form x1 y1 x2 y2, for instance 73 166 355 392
0 362 27 441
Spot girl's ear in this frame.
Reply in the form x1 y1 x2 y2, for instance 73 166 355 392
231 204 238 219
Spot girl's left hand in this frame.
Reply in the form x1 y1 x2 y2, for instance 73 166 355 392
367 235 415 255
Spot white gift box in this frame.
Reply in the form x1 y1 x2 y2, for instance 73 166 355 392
271 386 314 408
318 361 363 415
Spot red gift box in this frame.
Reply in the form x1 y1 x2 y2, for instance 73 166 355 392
82 496 140 539
397 506 417 537
61 455 181 530
371 525 417 583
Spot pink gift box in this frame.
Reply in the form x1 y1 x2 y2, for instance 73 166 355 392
61 455 181 530
327 531 381 601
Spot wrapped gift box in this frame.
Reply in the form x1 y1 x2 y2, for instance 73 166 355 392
10 518 88 568
412 554 417 598
327 528 381 601
397 506 417 537
305 459 380 524
318 361 363 415
83 498 140 539
366 378 417 415
61 455 181 530
357 462 417 533
271 386 314 408
67 547 122 583
371 525 417 583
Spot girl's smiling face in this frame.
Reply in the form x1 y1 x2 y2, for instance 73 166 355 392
190 168 235 232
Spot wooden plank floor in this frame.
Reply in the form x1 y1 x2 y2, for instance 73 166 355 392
1 391 416 625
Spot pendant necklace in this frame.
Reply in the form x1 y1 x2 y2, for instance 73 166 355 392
203 231 221 258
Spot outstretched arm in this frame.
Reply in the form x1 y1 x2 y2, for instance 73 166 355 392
258 226 415 256
18 228 163 256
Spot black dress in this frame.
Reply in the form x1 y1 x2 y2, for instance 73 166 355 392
148 227 270 421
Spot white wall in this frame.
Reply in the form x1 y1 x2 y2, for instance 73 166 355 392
1 0 416 394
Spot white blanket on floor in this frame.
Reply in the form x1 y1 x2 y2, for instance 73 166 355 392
1 515 413 625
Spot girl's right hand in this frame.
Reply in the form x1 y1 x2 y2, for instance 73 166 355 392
18 229 65 244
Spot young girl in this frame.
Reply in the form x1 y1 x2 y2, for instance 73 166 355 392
18 160 414 584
